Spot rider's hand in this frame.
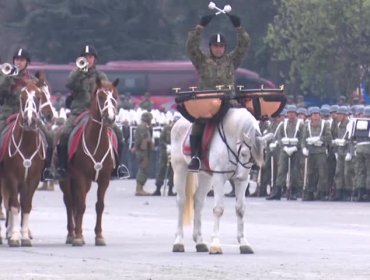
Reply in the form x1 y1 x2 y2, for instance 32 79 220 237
199 14 215 27
228 14 241 28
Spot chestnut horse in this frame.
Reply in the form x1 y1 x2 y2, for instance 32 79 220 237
59 78 119 246
0 75 56 247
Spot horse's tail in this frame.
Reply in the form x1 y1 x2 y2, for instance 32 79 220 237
183 172 197 225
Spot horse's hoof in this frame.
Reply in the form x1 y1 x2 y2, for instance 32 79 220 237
95 237 106 246
240 245 254 254
21 239 32 247
209 246 223 254
196 243 209 252
172 244 185 252
66 235 74 244
72 238 85 247
8 239 21 247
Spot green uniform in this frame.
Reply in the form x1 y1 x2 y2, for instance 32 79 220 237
302 120 333 200
275 118 304 198
155 124 173 190
135 122 153 185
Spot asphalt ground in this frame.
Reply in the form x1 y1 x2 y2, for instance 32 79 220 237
1 179 370 280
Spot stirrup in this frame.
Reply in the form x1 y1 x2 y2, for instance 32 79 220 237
41 168 54 182
115 164 130 179
188 157 201 172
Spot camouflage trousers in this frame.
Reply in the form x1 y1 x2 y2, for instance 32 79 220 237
136 150 151 186
334 154 353 191
276 150 301 190
354 152 370 190
306 153 328 194
155 149 173 188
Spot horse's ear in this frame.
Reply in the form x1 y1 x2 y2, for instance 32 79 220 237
113 78 119 88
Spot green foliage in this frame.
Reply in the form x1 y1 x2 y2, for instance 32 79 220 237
266 0 370 100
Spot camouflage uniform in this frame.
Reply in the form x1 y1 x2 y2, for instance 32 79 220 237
302 112 333 200
153 124 175 196
135 112 153 195
185 23 250 170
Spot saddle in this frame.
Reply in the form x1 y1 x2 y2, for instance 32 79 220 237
68 113 118 161
182 122 217 172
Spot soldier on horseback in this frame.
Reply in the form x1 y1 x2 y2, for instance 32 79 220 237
0 48 54 181
56 45 128 179
183 13 250 171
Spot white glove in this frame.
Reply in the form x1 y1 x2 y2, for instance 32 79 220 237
345 153 352 161
313 140 323 147
290 138 299 145
336 139 346 146
281 137 290 145
302 147 309 156
166 144 171 154
306 137 314 145
269 141 277 150
283 146 289 154
290 146 298 154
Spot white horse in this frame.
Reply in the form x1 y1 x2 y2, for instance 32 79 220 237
171 108 270 254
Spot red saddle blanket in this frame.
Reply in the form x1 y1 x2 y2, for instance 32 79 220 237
182 122 217 171
68 115 118 161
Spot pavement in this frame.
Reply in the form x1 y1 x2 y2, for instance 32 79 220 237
1 179 370 280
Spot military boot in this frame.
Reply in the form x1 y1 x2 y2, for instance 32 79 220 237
302 190 314 201
112 141 130 180
188 135 202 172
266 186 281 200
167 185 176 196
135 183 150 196
330 189 343 201
357 187 367 202
152 184 162 196
41 146 54 182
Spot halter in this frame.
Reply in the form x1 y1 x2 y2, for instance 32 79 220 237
200 121 253 176
9 88 46 181
39 83 57 120
81 87 117 181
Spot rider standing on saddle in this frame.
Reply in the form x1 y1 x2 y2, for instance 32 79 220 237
185 13 250 171
0 48 54 181
56 45 128 179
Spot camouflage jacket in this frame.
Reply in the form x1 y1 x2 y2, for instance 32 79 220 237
302 120 333 154
66 66 107 115
333 118 351 155
134 122 153 152
0 70 37 119
276 119 304 149
159 124 171 151
186 26 250 90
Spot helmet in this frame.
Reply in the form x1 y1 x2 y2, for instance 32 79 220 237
80 45 97 57
297 107 308 116
286 104 297 113
308 106 320 115
330 105 339 113
209 33 226 46
337 106 349 115
364 106 370 117
141 112 153 122
13 48 31 63
320 105 330 116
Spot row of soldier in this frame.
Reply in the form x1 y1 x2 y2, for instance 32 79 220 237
251 104 370 202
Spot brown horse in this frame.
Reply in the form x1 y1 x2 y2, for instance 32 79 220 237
59 78 119 246
0 76 55 247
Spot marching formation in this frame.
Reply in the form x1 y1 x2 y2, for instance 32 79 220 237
259 104 370 202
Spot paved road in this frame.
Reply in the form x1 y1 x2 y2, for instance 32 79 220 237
1 179 370 280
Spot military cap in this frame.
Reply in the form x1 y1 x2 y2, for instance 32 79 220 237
141 112 153 122
308 106 320 115
286 104 297 113
337 106 349 115
330 105 339 113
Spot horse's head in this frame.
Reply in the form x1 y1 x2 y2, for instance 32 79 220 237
19 81 43 131
91 77 119 126
35 71 57 124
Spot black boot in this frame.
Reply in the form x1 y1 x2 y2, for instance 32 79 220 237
167 185 176 196
55 144 68 179
41 146 54 182
330 189 343 201
357 187 367 202
152 184 161 196
112 143 130 180
266 186 281 200
188 135 202 172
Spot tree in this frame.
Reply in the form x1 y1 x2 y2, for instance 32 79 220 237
265 0 370 102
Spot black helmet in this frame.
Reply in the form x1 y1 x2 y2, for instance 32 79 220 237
13 48 31 63
80 45 97 57
209 33 226 46
141 112 153 122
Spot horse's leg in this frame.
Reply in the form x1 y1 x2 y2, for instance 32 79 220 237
234 178 254 254
59 179 75 244
95 178 110 246
193 173 212 252
209 174 226 254
6 179 21 247
71 175 90 246
172 164 187 252
19 179 39 247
